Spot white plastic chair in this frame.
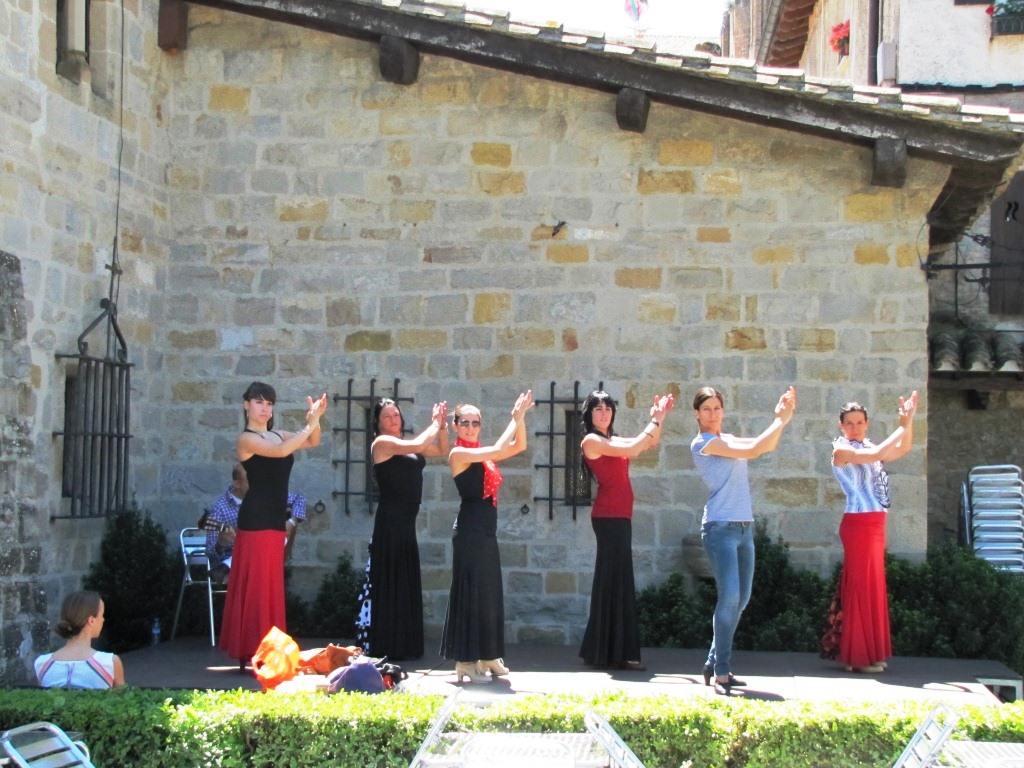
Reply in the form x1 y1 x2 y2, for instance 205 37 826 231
170 527 226 646
891 704 958 768
0 721 94 768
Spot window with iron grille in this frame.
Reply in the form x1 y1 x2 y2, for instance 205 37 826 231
331 378 412 516
55 354 132 518
533 381 601 520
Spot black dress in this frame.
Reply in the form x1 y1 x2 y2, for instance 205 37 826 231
355 453 426 660
440 463 505 662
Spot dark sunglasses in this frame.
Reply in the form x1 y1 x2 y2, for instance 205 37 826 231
456 420 482 428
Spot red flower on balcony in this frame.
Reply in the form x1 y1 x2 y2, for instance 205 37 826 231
829 19 851 55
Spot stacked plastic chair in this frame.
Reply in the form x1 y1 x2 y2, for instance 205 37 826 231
961 465 1024 573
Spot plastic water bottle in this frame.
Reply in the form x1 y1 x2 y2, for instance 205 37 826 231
151 618 161 645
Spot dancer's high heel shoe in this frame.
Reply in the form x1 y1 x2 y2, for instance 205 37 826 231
481 658 509 676
454 661 490 683
703 664 745 687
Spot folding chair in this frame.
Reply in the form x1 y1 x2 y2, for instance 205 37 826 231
585 711 647 768
891 704 958 768
170 527 227 646
0 721 94 768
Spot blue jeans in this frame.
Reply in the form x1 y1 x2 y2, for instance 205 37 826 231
701 521 755 677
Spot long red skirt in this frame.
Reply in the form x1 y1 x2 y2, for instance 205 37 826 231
219 529 286 664
838 512 891 668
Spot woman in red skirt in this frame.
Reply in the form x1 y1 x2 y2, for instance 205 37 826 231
220 381 326 670
825 390 918 673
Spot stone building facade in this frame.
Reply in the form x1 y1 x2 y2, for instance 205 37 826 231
3 0 1021 683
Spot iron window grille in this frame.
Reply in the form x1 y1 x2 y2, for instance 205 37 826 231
331 378 412 515
533 381 602 520
54 298 132 519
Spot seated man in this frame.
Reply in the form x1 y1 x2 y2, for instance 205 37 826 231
203 463 307 582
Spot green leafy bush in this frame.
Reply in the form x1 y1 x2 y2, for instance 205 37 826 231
285 552 363 639
81 506 179 653
1 688 1022 768
639 525 1024 676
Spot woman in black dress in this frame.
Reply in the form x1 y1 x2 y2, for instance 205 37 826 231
441 391 533 683
355 398 448 660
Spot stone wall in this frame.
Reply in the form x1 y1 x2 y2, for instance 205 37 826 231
1 0 171 681
2 0 951 670
152 8 940 644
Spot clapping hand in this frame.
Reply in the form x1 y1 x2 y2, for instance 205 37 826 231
650 393 675 423
512 390 535 420
306 393 328 425
433 401 449 428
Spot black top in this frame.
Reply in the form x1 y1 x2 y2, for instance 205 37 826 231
374 453 426 507
238 429 294 531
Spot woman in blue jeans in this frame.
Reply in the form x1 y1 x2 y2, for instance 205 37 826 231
690 385 796 695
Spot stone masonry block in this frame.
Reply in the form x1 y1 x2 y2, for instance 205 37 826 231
473 293 511 323
785 328 836 352
637 169 696 195
725 327 766 350
236 355 275 376
234 297 275 325
697 227 731 243
396 329 447 349
390 200 436 223
168 329 217 350
471 142 512 168
763 477 818 506
854 243 890 265
843 191 896 222
345 330 392 352
208 85 250 112
326 298 361 327
172 381 215 403
545 571 577 594
637 297 676 324
705 169 742 196
468 354 514 379
422 80 472 105
659 138 713 166
496 328 555 350
478 171 526 196
706 293 741 322
279 200 328 222
615 267 662 290
753 245 795 264
546 243 588 263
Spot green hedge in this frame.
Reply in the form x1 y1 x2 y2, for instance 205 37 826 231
1 688 1022 768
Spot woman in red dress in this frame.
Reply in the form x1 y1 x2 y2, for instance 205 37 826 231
220 381 326 669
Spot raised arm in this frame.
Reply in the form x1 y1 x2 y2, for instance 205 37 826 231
449 391 534 473
372 402 450 462
582 393 675 460
703 387 796 460
237 393 326 461
833 391 917 467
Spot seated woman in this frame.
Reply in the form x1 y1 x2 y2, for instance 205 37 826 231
35 590 125 689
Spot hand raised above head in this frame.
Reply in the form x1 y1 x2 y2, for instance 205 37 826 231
512 389 535 419
775 386 797 422
650 393 675 421
898 390 919 425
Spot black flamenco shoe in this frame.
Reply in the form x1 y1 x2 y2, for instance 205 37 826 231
713 678 731 696
703 664 745 688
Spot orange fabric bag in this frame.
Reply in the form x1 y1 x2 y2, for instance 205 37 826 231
251 626 300 690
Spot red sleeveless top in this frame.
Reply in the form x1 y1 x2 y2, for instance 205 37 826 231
585 454 634 519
